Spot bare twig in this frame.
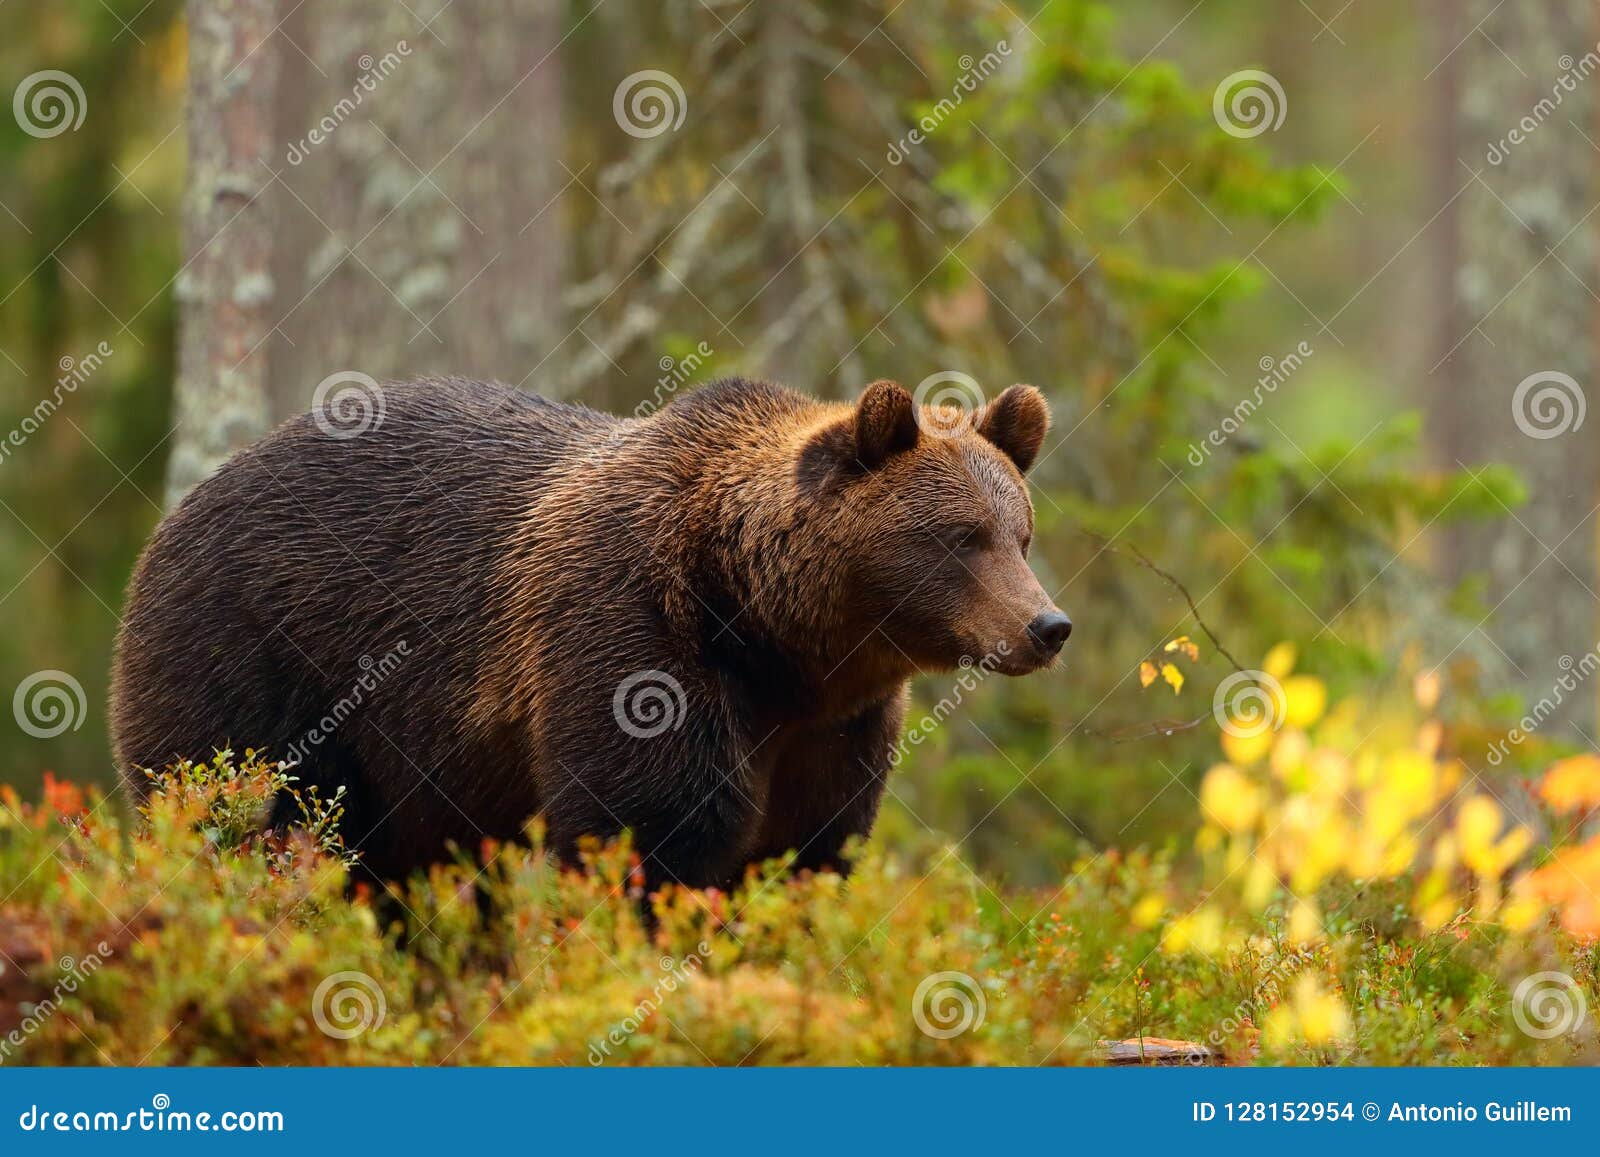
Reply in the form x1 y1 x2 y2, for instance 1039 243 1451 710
1087 714 1213 744
1083 532 1249 675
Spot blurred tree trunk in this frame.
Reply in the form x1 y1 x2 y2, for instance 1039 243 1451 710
267 0 568 418
1427 0 1463 552
755 4 861 392
756 5 863 394
1430 1 1598 735
165 0 281 506
1594 33 1600 734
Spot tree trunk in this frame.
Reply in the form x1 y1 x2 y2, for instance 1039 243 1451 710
267 0 568 418
1432 0 1598 738
165 0 281 506
1428 0 1464 576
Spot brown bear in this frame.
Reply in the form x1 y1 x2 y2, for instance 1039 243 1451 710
110 376 1069 889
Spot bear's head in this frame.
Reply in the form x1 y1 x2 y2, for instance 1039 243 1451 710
799 378 1070 678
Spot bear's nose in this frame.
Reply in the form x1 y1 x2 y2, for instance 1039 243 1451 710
1026 610 1073 656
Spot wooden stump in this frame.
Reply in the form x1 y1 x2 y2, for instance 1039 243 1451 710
1096 1036 1220 1066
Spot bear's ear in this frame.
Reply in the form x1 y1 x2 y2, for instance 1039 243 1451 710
976 384 1050 474
853 379 919 468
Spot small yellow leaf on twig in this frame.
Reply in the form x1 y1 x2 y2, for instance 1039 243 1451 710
1164 635 1200 662
1139 661 1159 688
1160 663 1185 694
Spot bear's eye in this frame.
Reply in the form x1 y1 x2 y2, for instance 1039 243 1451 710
936 524 982 554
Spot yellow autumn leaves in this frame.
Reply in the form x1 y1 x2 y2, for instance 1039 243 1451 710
1173 643 1548 943
1140 635 1199 694
1215 642 1326 765
1537 754 1600 815
1262 974 1352 1049
1515 754 1600 939
1149 642 1600 1051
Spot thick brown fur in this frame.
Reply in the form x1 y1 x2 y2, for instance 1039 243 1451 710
111 376 1067 889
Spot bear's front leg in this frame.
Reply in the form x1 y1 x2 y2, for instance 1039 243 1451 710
539 683 766 894
752 692 905 876
634 775 766 891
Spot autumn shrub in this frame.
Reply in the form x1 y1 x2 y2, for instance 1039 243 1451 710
0 717 1595 1066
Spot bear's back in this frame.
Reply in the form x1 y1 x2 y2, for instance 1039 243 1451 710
110 378 617 834
133 377 614 618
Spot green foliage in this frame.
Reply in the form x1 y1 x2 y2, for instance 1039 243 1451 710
1 756 1591 1066
0 0 183 797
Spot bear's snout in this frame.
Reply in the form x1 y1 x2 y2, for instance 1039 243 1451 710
1026 609 1073 657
